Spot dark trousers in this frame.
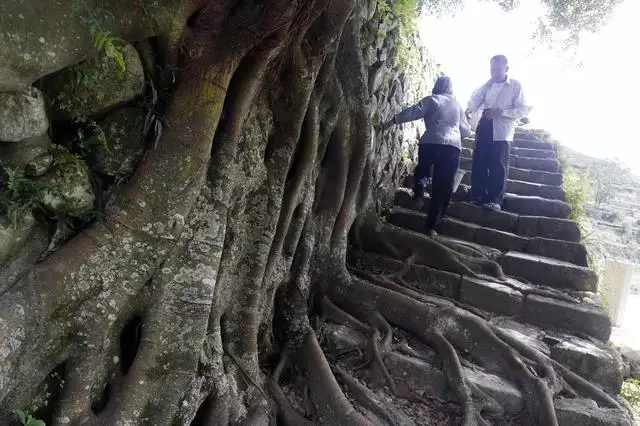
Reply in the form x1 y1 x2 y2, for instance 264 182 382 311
413 143 460 230
471 115 510 204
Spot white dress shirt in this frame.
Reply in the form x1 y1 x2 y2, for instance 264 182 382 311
467 77 530 142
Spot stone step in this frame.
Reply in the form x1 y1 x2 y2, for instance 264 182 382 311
458 162 563 187
460 155 560 173
498 251 598 292
493 319 623 394
389 207 589 266
459 173 565 200
502 194 571 218
464 145 558 160
326 319 628 423
394 189 582 242
349 251 611 342
511 146 557 159
462 136 556 151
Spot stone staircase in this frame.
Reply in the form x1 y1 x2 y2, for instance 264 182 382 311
376 129 633 424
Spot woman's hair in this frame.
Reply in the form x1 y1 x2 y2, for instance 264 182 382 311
432 76 453 95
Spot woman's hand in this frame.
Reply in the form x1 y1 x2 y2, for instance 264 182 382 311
382 117 396 130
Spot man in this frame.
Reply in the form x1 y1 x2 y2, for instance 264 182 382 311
465 55 530 212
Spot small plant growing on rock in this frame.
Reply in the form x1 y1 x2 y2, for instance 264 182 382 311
12 410 45 426
621 379 640 420
0 168 50 226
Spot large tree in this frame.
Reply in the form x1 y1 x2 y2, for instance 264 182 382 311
0 0 626 425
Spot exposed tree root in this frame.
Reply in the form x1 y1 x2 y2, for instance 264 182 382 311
322 272 568 425
333 365 397 426
357 221 506 279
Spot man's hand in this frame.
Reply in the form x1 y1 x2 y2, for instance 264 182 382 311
464 108 473 120
485 108 503 120
382 118 395 130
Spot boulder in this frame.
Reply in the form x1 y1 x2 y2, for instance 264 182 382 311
79 106 147 179
25 153 55 177
550 338 624 394
37 147 94 217
554 398 633 426
0 134 51 168
41 43 144 120
0 87 48 142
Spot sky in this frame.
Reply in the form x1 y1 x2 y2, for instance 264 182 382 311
419 0 640 171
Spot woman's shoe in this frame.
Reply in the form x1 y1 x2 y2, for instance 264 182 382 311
426 229 438 238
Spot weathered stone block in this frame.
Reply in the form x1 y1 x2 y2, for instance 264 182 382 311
460 277 524 315
405 263 462 299
41 43 144 120
550 338 624 394
499 251 598 292
509 167 563 186
0 134 51 169
384 353 523 415
522 295 611 341
517 215 581 242
525 237 589 267
492 318 550 355
511 147 556 159
474 227 527 252
0 87 48 142
80 106 148 179
507 179 565 201
554 398 632 426
436 217 478 241
503 194 571 218
447 202 518 233
515 156 560 173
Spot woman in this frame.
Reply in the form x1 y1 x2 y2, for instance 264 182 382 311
383 76 470 237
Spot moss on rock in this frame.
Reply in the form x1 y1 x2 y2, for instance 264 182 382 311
79 106 147 180
40 43 145 120
37 146 95 217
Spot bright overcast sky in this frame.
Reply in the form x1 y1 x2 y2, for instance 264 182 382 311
419 0 640 171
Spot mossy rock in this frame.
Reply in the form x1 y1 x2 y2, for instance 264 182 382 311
40 43 144 120
0 134 51 169
38 147 94 217
80 106 147 180
0 212 36 266
0 87 49 142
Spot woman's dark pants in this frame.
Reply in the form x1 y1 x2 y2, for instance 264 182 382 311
413 143 460 231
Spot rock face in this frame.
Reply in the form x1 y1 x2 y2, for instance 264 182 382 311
550 338 624 393
0 213 36 267
37 147 95 217
79 106 147 179
0 87 48 142
40 43 145 120
0 134 51 169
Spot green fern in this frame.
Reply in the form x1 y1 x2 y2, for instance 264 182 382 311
1 168 50 226
90 28 126 72
13 409 45 426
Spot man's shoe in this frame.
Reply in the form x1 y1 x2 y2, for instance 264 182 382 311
483 202 501 212
426 229 437 238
